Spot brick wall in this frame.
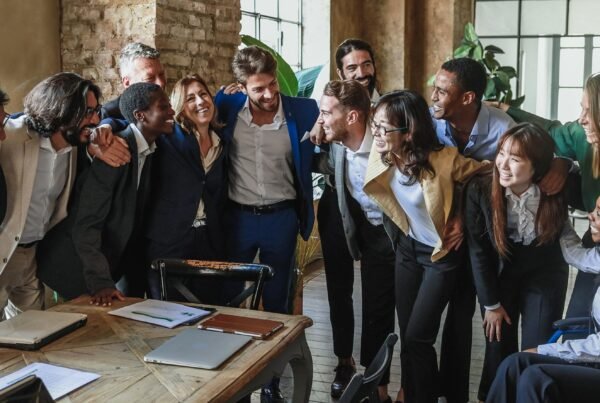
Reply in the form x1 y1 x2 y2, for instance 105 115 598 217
61 0 240 102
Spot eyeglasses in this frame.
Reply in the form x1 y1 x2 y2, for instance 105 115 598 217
370 119 407 137
84 105 102 118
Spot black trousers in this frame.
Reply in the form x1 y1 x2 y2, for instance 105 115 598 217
478 242 569 401
318 186 396 383
439 257 475 403
395 232 462 403
487 352 600 403
318 186 356 358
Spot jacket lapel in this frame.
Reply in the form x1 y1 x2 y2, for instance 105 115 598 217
19 133 40 229
281 96 302 177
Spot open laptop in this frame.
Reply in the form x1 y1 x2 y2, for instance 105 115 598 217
144 328 252 369
0 310 87 350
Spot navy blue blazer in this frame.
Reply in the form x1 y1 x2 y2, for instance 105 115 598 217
214 91 319 240
145 123 229 257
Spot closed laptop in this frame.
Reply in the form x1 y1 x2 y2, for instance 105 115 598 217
0 310 87 350
144 328 251 370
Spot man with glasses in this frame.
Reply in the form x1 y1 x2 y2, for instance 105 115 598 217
314 80 396 402
0 73 104 319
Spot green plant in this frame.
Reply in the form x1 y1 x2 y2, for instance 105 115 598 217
430 23 525 107
240 34 323 98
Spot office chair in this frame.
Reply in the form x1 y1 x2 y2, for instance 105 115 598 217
338 333 399 403
150 259 274 310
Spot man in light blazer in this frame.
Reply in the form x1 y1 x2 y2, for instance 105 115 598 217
314 80 396 402
0 73 101 319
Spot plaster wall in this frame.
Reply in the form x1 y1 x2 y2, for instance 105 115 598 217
0 0 61 111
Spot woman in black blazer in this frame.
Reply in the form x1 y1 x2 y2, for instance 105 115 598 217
465 123 569 401
145 74 228 301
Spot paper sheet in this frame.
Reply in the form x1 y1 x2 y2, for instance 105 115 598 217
0 362 100 399
108 299 213 328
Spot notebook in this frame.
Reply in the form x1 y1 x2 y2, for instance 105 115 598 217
0 310 87 350
197 313 284 339
143 328 251 369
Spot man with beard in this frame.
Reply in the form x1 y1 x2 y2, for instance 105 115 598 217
215 45 318 402
314 80 396 402
310 38 382 398
0 73 101 319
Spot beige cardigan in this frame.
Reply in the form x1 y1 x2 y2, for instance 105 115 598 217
364 145 489 262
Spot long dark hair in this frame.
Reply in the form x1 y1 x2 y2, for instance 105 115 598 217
374 90 443 184
491 123 567 258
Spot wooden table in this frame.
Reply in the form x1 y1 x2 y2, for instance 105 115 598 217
0 298 314 402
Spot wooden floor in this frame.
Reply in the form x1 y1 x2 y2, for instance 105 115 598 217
255 218 586 403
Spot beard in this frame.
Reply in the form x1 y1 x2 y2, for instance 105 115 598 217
249 95 279 112
62 124 95 146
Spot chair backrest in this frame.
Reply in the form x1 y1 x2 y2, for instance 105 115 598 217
151 259 274 310
339 333 399 403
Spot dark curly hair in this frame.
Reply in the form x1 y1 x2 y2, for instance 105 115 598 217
119 82 163 124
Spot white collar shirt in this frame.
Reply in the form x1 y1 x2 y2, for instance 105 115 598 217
130 124 156 188
505 184 540 245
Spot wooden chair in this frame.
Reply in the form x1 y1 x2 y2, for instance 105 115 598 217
339 333 399 403
150 259 274 310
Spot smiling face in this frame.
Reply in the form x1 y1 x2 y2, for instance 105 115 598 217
182 80 215 129
372 106 405 155
124 57 167 90
243 73 280 113
495 137 535 196
77 90 101 143
317 95 349 143
579 90 600 145
338 49 376 95
431 69 464 121
138 91 175 140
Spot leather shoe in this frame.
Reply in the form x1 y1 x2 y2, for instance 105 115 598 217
260 381 285 403
331 362 356 398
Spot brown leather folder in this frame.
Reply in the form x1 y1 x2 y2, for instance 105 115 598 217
197 313 284 339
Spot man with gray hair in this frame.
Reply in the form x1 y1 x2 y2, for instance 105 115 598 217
101 42 166 120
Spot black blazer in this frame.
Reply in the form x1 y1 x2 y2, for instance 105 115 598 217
145 123 229 258
37 127 150 298
465 174 502 307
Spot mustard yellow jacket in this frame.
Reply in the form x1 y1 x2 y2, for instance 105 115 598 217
364 146 489 262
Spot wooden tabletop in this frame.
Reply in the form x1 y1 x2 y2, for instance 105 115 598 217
0 297 313 402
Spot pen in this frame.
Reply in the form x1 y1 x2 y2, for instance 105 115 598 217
131 311 174 322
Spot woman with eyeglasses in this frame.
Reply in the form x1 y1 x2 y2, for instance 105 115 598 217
465 123 569 401
363 90 490 403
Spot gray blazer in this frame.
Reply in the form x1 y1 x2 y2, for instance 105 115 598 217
315 140 397 260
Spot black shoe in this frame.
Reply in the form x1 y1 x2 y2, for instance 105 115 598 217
331 362 357 398
260 378 285 403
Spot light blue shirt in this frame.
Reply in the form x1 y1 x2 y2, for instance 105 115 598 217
432 103 515 161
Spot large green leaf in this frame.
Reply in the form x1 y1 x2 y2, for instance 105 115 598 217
495 70 511 89
484 78 496 99
472 44 484 61
453 44 472 58
240 34 298 96
464 22 479 44
484 45 505 54
295 65 324 98
497 66 517 78
483 52 500 72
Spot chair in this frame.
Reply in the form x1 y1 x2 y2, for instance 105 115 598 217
150 259 274 310
338 333 399 403
547 316 596 343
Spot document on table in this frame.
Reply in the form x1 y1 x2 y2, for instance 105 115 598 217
108 299 213 328
0 362 100 399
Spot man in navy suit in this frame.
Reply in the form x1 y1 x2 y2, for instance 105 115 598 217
215 46 318 402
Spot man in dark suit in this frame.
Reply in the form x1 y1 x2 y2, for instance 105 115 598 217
215 46 318 402
101 42 166 120
37 83 174 306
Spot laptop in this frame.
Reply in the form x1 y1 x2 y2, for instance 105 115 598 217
144 328 252 369
0 310 87 350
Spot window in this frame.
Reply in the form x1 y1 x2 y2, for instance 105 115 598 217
475 0 600 121
240 0 303 71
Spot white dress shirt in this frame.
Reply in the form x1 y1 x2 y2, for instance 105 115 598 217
540 225 600 362
389 169 440 247
130 124 156 188
228 96 296 205
345 128 382 226
20 137 72 243
505 184 540 245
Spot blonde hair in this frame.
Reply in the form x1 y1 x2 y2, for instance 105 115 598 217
585 73 600 178
170 74 222 134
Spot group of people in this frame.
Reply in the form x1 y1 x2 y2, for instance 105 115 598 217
0 37 599 403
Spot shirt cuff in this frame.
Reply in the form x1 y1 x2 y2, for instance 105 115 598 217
484 303 501 311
